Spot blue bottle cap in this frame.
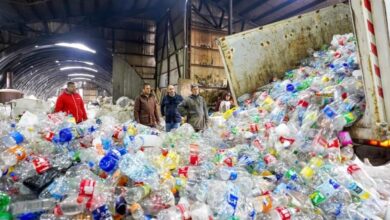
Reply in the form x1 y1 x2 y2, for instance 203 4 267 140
323 106 336 119
59 128 73 143
229 171 238 180
99 155 118 173
286 84 295 92
10 131 24 144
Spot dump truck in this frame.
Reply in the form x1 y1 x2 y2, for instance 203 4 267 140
217 1 390 165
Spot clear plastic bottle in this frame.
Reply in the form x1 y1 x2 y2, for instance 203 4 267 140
124 184 151 203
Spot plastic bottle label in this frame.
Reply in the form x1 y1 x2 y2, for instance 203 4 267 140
338 131 353 146
346 181 370 200
32 157 51 174
264 154 277 165
310 191 326 206
7 145 26 161
78 179 96 202
317 178 340 197
92 204 113 220
274 207 292 220
189 144 200 165
227 193 238 213
347 164 361 175
257 195 272 213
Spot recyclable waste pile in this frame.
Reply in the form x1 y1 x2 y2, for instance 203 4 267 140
94 96 135 123
0 33 389 220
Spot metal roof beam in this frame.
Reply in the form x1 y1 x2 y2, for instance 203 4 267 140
271 0 324 22
252 0 297 22
239 0 269 16
64 0 71 18
46 0 56 19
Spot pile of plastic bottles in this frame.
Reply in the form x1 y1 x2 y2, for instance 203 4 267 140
0 33 389 220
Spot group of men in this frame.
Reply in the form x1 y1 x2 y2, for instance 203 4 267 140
134 83 209 132
55 82 209 132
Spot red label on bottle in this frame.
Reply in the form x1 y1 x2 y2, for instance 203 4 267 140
178 167 189 177
264 154 277 165
314 135 328 148
32 157 51 174
189 144 200 165
224 157 233 167
77 179 96 204
279 136 295 145
45 131 55 142
176 204 187 220
253 139 264 151
275 207 292 220
347 164 361 175
249 124 259 133
328 138 340 149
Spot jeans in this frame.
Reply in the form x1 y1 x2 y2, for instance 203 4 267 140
166 122 180 132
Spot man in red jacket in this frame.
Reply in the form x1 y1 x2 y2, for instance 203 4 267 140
54 82 88 123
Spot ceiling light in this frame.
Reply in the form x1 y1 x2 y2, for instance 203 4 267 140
70 77 92 81
60 66 98 72
68 73 95 78
55 42 96 54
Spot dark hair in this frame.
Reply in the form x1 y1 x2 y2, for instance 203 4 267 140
143 83 151 88
67 82 75 87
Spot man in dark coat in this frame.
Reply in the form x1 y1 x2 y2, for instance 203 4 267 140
134 83 160 127
161 85 183 132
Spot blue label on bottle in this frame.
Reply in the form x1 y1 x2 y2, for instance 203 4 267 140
92 204 112 220
316 178 340 198
227 193 238 212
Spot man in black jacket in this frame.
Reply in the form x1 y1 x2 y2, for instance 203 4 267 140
161 85 184 132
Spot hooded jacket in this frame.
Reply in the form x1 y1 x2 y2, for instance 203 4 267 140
54 90 88 123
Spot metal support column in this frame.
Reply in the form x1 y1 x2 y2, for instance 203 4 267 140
228 0 233 34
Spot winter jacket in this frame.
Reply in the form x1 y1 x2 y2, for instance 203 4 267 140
134 93 160 126
54 91 88 123
161 94 183 123
178 95 209 131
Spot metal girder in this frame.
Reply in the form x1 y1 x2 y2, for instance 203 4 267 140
202 0 260 29
80 0 85 15
168 10 182 78
219 10 225 28
203 0 219 27
228 0 232 34
64 0 71 17
9 3 27 22
239 0 269 16
191 3 218 28
271 0 324 23
46 0 56 18
30 4 50 34
252 0 297 22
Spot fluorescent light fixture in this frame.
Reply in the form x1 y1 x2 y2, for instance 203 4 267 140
55 42 96 54
60 66 98 72
68 73 95 78
55 60 59 63
70 77 92 81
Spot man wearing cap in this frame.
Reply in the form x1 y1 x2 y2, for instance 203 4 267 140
178 84 209 132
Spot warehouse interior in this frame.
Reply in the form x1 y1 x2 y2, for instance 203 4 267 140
0 0 345 103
